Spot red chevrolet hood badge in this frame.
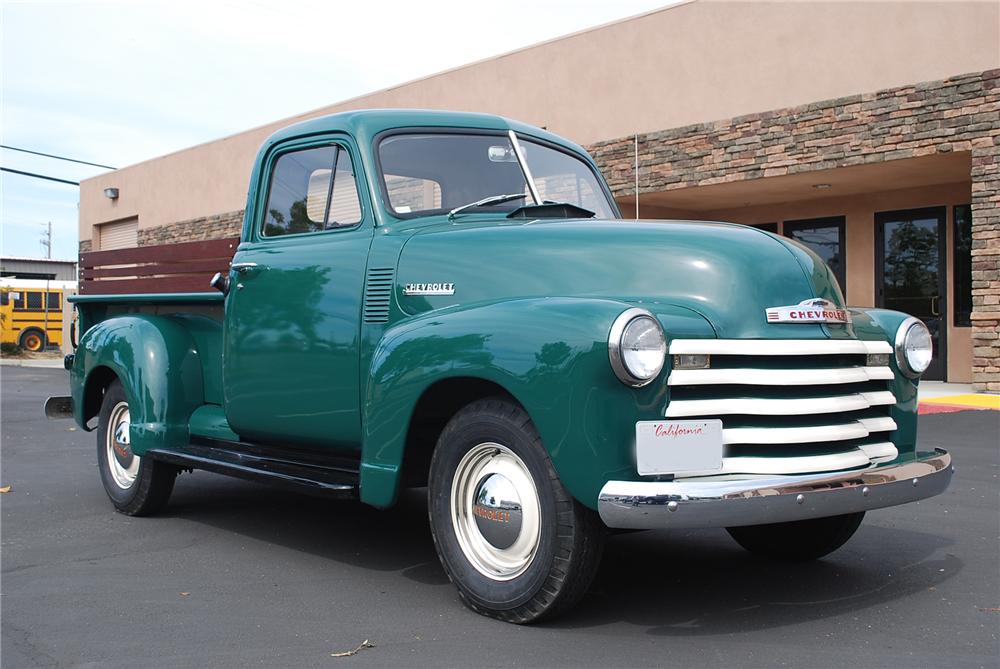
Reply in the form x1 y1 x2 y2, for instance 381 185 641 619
765 298 851 324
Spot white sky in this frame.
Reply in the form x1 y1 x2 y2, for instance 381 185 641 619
0 0 674 260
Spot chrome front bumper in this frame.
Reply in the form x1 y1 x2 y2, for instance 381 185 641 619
597 449 953 530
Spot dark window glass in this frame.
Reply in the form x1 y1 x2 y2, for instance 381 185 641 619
953 204 972 327
262 145 361 237
26 292 42 309
47 292 60 310
876 207 946 380
783 216 847 299
0 291 7 306
12 292 24 309
750 222 778 233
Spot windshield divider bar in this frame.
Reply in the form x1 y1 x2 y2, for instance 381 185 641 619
509 130 541 205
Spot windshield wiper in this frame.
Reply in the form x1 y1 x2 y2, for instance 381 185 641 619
447 193 527 220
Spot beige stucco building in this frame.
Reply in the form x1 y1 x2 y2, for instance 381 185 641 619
78 0 1000 390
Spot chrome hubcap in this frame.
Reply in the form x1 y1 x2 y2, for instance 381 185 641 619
106 401 139 489
451 443 540 581
473 473 523 550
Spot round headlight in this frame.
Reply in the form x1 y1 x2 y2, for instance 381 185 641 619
895 317 932 378
609 308 666 387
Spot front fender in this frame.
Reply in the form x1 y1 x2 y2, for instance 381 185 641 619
850 307 921 453
360 297 714 508
71 315 205 455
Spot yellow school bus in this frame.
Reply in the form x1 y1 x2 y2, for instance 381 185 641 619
0 279 74 352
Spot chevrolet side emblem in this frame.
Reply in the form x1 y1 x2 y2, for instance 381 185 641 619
403 282 455 296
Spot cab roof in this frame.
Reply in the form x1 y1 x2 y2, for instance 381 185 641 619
260 109 589 157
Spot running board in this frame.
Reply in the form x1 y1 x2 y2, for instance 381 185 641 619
147 440 359 499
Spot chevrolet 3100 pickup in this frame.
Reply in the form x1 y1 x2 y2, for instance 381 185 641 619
48 110 953 623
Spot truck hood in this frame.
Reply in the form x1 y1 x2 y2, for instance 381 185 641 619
395 218 851 339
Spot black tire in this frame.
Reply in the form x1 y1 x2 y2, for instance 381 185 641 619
428 397 604 624
97 379 177 516
726 512 865 561
18 328 46 352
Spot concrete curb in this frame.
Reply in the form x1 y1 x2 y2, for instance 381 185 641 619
0 358 65 369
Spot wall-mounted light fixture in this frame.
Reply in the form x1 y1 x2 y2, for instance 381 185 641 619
104 187 119 200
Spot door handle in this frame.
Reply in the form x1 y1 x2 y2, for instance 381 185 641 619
231 262 260 274
930 296 940 317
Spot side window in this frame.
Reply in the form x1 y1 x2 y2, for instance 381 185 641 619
11 292 24 309
47 292 61 310
26 292 42 309
0 291 8 306
262 144 362 237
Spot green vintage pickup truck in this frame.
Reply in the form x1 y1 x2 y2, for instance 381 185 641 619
50 110 953 623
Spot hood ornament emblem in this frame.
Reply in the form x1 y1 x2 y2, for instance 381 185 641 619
766 298 850 324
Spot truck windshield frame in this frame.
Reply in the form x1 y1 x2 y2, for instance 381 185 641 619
374 128 617 220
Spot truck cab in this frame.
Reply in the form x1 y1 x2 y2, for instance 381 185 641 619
54 110 953 623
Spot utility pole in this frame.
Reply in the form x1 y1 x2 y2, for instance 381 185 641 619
40 222 52 259
42 222 52 350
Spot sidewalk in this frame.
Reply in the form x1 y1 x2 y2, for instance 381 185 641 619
918 381 1000 414
1 356 65 369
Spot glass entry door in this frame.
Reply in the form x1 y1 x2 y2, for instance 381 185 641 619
876 207 947 381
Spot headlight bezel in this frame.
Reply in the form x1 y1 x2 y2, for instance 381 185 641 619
608 307 666 387
894 316 933 378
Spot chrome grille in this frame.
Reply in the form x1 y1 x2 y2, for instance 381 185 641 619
666 339 897 476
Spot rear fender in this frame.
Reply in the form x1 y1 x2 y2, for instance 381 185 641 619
71 314 205 455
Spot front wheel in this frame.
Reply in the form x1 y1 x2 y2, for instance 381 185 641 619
726 512 865 561
97 379 178 516
428 398 604 624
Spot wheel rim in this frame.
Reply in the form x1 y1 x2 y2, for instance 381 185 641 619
450 442 541 581
105 401 139 489
23 333 42 351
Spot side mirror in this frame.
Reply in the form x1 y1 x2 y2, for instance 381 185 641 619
210 272 230 295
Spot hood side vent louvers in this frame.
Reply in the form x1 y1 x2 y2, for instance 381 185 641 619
363 267 395 324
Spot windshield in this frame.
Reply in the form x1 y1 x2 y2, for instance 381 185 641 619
377 132 617 219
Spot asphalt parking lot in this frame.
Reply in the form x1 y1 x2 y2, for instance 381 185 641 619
2 366 997 668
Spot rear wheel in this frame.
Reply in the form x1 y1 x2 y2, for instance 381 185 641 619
428 398 604 624
97 379 177 516
18 328 45 352
726 512 865 561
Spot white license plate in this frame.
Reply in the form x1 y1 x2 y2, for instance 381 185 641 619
635 420 724 476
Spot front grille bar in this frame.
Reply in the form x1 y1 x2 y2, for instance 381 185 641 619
669 339 892 356
668 366 894 386
722 416 896 445
666 390 895 417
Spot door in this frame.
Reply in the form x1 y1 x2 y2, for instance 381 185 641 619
224 138 372 450
783 216 847 299
876 207 947 381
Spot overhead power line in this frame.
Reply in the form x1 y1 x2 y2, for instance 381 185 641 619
1 167 79 186
0 144 116 170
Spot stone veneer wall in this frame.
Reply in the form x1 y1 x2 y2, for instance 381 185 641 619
588 70 1000 392
136 210 244 246
78 211 243 254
